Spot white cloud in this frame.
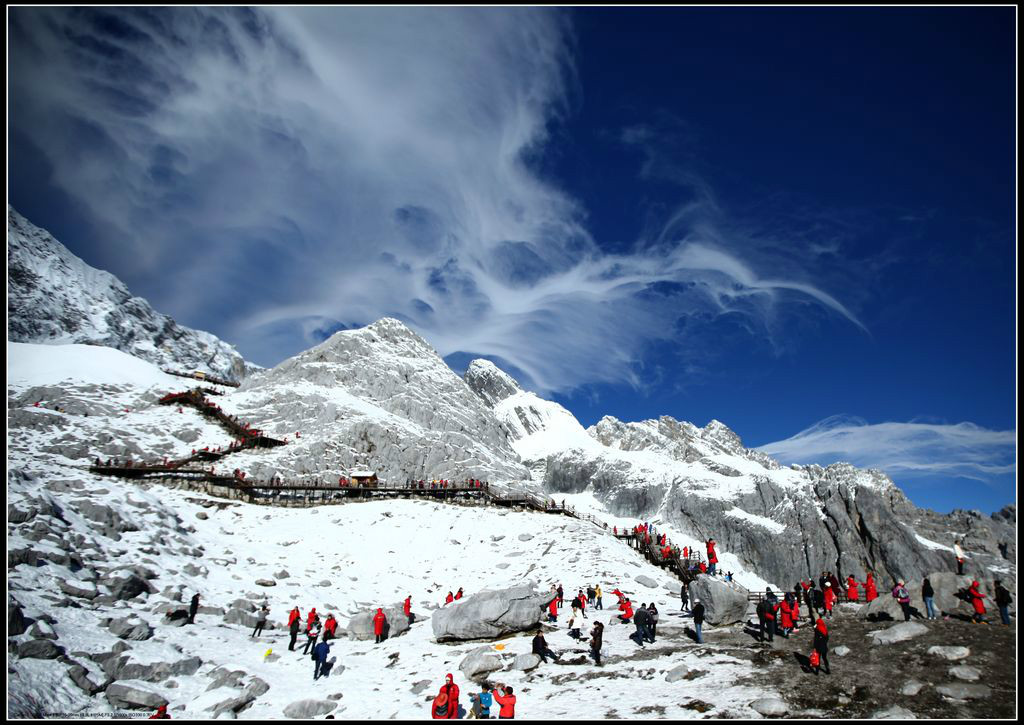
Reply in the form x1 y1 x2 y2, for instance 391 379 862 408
10 7 868 393
757 415 1016 484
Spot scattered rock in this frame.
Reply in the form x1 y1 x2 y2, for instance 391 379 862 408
873 705 917 719
750 698 789 717
195 512 208 520
255 579 276 587
411 680 433 694
935 683 991 700
107 617 154 641
495 563 510 570
635 575 659 589
460 646 504 681
106 681 168 710
665 664 690 683
9 598 28 636
512 653 541 671
491 535 505 542
868 622 928 645
275 570 290 579
282 699 338 719
17 639 65 659
59 579 99 600
28 620 58 640
900 681 925 696
927 645 970 661
517 533 534 542
949 665 982 681
833 645 851 657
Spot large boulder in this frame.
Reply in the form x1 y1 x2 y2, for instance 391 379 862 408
635 575 659 589
224 608 261 629
687 575 749 626
512 653 541 671
346 603 409 641
106 616 154 641
105 681 168 710
17 639 65 659
928 645 970 661
432 583 550 642
460 646 505 681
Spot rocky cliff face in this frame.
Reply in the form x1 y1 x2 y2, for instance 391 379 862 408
7 206 253 383
466 358 1016 592
225 319 530 484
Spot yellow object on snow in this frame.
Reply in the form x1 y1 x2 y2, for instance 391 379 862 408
494 644 506 651
264 648 273 659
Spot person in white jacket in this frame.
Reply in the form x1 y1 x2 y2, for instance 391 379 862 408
954 540 966 575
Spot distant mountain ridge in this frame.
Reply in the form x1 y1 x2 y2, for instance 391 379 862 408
7 205 254 382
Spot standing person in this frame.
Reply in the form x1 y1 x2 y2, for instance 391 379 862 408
994 580 1012 626
595 584 603 610
303 617 321 655
812 583 825 618
251 604 269 637
812 618 831 675
864 573 878 602
954 540 966 575
846 575 860 602
631 604 649 647
823 582 836 620
492 684 516 719
968 580 987 624
706 539 718 577
313 639 332 680
680 585 690 612
692 598 705 644
922 578 937 620
557 584 564 609
806 582 819 618
477 685 494 720
404 595 414 625
438 673 460 719
587 585 596 607
532 631 560 663
455 588 464 601
780 594 794 638
755 598 768 642
288 609 301 651
892 581 912 622
306 607 318 629
590 621 604 666
373 608 388 643
188 593 200 624
648 603 659 642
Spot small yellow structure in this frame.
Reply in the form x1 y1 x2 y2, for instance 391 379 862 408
350 470 379 487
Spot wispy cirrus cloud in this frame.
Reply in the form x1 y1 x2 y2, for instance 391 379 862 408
757 415 1016 484
10 7 869 394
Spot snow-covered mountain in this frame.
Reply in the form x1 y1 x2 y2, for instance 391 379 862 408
7 206 254 382
464 358 1017 591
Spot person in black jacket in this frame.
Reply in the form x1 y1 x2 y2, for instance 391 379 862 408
532 632 560 663
590 621 604 666
632 604 650 647
994 580 1013 626
188 593 200 624
692 599 706 644
922 578 936 620
812 584 825 617
755 599 768 642
680 585 690 612
812 618 830 675
289 613 301 651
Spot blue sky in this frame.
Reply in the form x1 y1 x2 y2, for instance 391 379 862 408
8 7 1016 514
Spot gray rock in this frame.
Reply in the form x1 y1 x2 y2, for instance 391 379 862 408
224 608 261 629
432 583 549 642
9 597 28 635
900 681 925 696
687 576 749 626
28 620 58 640
107 617 154 641
512 653 541 671
183 563 208 578
66 663 104 695
491 535 505 542
517 533 534 542
319 580 331 587
927 645 970 661
833 645 851 657
935 683 991 700
495 563 510 570
949 665 981 681
345 604 409 641
635 575 659 589
665 664 690 683
873 705 917 719
750 698 789 717
230 599 257 612
105 681 169 710
275 570 290 579
460 646 505 680
196 512 209 520
17 639 65 659
59 579 99 600
255 579 276 587
108 655 202 682
282 699 338 719
868 622 929 645
411 680 433 694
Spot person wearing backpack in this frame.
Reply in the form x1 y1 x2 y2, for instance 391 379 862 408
994 580 1013 625
892 580 912 622
755 599 768 642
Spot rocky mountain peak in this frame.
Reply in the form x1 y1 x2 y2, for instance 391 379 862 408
464 359 524 407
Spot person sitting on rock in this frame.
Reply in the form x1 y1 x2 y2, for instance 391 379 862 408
445 591 455 605
323 614 338 641
618 597 634 623
455 588 464 600
532 631 560 663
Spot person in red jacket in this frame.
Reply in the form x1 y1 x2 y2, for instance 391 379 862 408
968 581 987 624
492 684 516 719
323 614 338 641
454 588 463 600
618 598 634 623
373 607 388 644
547 595 558 623
149 704 170 719
846 575 860 602
307 608 318 627
823 582 836 619
864 573 878 602
706 538 718 576
404 595 413 625
431 692 449 719
445 591 454 605
779 596 794 637
438 673 460 719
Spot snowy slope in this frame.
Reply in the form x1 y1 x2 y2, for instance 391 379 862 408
7 205 255 382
